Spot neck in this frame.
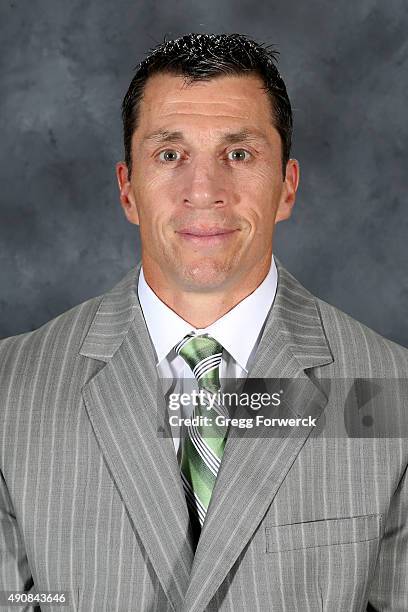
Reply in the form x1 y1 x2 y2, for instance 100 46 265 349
142 256 272 328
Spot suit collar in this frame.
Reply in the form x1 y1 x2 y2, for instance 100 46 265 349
249 257 333 375
79 262 142 362
79 257 333 370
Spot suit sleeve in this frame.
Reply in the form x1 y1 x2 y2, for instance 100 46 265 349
0 469 39 610
367 461 408 610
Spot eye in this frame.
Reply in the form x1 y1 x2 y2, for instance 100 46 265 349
227 148 252 162
158 149 181 162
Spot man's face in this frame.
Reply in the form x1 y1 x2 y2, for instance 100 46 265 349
117 73 299 292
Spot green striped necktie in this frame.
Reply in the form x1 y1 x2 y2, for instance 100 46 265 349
175 333 229 545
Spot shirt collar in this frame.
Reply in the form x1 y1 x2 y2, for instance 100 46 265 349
137 256 278 372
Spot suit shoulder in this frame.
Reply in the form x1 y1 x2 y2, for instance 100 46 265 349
0 294 103 381
315 296 408 375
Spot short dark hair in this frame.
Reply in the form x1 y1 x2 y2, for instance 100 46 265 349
121 33 293 179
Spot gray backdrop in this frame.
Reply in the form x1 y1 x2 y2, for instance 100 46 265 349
1 1 407 347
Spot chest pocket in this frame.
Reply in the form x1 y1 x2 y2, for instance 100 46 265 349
265 513 383 553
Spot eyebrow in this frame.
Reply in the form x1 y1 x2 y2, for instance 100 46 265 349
142 128 269 146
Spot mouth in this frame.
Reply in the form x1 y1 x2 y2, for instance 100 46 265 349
175 227 239 246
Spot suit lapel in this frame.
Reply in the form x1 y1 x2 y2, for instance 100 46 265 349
181 259 334 612
79 265 194 612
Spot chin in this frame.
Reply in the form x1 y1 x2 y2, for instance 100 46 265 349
177 259 235 291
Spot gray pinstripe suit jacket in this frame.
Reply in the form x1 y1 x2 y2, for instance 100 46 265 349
1 258 407 611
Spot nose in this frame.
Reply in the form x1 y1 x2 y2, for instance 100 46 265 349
181 157 228 209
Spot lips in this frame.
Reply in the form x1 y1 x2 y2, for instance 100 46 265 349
177 227 237 237
176 226 238 246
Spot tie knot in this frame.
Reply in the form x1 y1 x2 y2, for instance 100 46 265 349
175 334 223 391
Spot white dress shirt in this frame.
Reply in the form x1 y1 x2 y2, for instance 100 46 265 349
137 256 278 456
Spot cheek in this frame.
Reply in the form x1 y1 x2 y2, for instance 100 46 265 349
138 205 180 253
255 173 283 218
138 205 166 238
134 176 176 232
240 174 280 223
238 166 281 199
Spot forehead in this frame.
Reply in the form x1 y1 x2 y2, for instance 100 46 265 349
135 72 275 134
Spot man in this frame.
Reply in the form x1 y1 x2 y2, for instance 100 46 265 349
0 33 407 612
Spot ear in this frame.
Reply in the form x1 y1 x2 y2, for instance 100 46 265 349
115 161 140 225
275 159 300 224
